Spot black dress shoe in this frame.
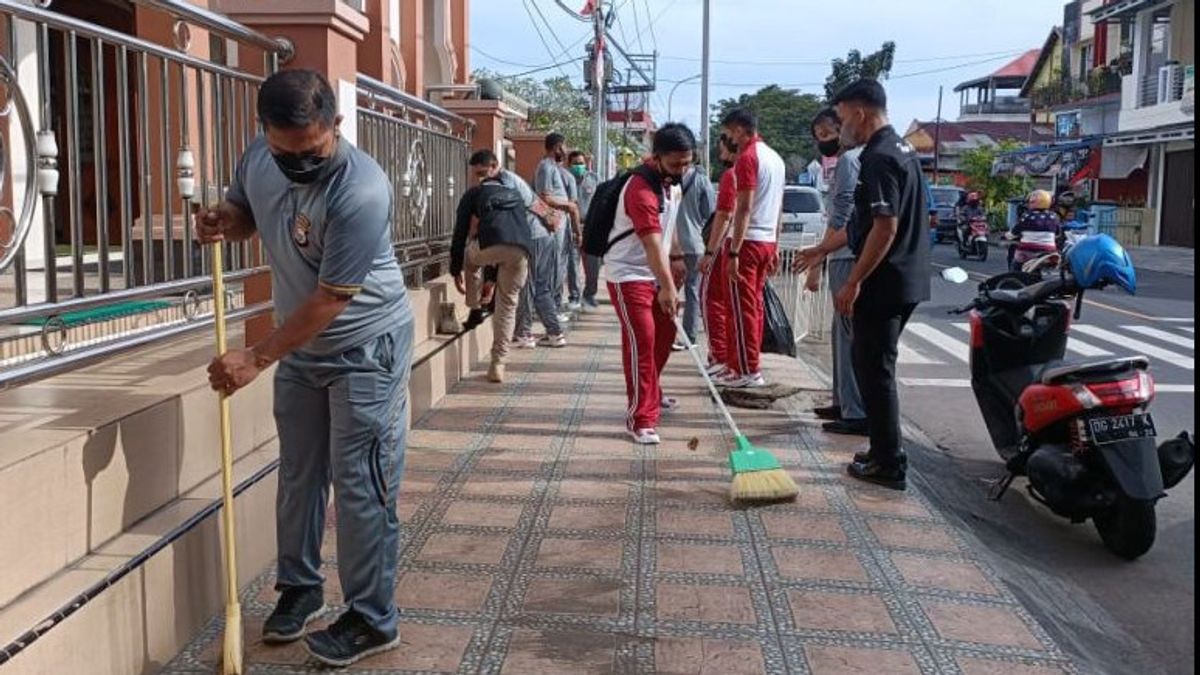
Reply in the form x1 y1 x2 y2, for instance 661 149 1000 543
853 451 908 470
847 460 907 491
823 418 870 436
813 405 841 421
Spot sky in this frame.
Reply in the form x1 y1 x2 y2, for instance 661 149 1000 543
469 0 1066 135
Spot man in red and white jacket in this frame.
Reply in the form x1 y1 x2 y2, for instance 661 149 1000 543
605 123 696 445
720 108 786 388
698 135 740 377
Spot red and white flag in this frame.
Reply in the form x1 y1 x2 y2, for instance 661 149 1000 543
580 0 597 16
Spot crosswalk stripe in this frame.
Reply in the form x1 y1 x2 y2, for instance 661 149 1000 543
950 323 1113 357
1181 327 1195 334
899 342 941 365
1072 325 1195 370
1123 325 1195 350
907 323 969 363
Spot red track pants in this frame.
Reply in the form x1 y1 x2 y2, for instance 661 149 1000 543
608 280 676 431
701 239 731 367
725 240 776 376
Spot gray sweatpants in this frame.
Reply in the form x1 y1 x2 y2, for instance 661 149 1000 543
273 320 413 636
516 235 562 337
681 253 703 342
583 254 602 302
827 257 865 420
561 219 582 303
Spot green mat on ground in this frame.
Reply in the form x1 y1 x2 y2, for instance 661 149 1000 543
19 300 174 328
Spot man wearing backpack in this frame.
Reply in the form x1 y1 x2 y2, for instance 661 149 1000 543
602 123 695 445
467 151 565 351
451 157 534 383
673 164 716 350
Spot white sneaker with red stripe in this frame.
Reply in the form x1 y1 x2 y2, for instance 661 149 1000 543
630 428 662 445
724 372 767 389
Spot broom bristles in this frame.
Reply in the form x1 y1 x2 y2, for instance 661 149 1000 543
730 467 799 503
221 603 244 675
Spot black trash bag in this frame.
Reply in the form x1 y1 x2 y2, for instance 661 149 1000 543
760 280 796 358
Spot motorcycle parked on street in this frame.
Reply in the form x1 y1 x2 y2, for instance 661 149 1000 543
946 234 1195 560
956 216 990 261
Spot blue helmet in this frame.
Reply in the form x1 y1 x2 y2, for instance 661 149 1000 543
1066 233 1137 294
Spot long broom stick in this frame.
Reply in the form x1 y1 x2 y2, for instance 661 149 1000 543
673 318 798 503
211 241 244 674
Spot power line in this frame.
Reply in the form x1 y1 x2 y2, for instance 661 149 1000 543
657 49 1028 67
529 0 573 56
641 0 658 52
635 0 679 45
495 56 588 80
520 0 573 78
628 0 646 51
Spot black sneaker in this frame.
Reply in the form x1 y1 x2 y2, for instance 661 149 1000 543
262 586 326 643
304 609 400 667
823 418 870 437
852 451 909 470
813 405 841 421
847 460 907 491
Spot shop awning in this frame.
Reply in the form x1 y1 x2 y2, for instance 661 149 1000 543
1099 146 1149 179
1089 0 1172 22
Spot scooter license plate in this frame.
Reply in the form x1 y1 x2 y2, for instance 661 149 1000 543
1088 413 1157 445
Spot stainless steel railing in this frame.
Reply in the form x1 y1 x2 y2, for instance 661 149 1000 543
356 74 471 278
0 0 288 389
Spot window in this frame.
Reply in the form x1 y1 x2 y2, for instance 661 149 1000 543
782 190 822 214
930 188 962 208
1080 44 1094 81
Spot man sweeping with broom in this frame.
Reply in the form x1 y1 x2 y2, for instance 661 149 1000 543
197 69 413 668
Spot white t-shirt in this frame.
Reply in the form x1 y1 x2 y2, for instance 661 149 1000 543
732 136 785 243
604 168 681 284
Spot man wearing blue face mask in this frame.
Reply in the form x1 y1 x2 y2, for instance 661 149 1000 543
196 68 412 667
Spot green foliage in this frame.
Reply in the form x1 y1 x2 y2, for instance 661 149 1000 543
959 140 1031 211
472 68 625 155
709 85 824 180
824 42 897 101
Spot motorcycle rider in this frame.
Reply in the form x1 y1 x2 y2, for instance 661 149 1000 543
957 191 986 245
1007 189 1061 271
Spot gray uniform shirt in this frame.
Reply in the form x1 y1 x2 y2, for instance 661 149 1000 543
535 157 568 200
576 171 599 218
675 167 717 256
827 147 862 261
498 169 550 241
226 136 412 355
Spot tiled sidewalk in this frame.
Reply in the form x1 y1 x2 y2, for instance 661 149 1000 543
163 306 1076 675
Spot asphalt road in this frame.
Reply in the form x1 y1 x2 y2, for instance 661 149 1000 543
897 244 1195 675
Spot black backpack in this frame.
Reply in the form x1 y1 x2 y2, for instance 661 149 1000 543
581 165 665 258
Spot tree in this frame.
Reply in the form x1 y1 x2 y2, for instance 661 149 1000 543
960 140 1031 228
472 68 626 156
824 42 897 101
709 85 824 180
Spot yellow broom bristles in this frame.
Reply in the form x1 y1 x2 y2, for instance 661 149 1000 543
730 468 799 503
221 603 244 675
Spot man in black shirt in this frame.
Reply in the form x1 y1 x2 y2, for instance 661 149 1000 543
832 79 930 490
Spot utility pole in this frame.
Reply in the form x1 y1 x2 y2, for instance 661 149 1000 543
932 85 943 184
700 0 711 175
591 0 608 178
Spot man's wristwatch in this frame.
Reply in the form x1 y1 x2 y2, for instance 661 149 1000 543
669 254 684 262
728 249 740 258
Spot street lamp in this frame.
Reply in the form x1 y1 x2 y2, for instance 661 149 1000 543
667 73 702 121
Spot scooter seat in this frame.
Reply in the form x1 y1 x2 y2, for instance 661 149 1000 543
1039 356 1150 385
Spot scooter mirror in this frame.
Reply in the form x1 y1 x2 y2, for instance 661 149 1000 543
941 267 970 284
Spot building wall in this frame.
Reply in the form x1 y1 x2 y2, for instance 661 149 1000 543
1171 0 1194 64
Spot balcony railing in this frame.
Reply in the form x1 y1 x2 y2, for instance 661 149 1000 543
1137 64 1187 108
356 74 471 283
960 97 1031 116
0 0 289 390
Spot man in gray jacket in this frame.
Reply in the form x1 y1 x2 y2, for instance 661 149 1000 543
673 165 716 348
804 108 867 436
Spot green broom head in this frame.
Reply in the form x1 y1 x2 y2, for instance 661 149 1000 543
728 435 798 503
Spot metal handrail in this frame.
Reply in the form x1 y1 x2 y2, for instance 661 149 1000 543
0 266 267 324
358 74 470 131
0 301 272 392
126 0 292 56
0 0 272 83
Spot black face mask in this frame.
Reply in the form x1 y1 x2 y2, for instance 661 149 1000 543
272 151 329 184
818 138 841 158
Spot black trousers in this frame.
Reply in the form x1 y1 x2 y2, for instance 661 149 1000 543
851 302 918 468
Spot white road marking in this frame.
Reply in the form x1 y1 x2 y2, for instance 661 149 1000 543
950 322 1113 357
899 342 941 365
907 323 969 363
1124 325 1195 350
899 378 1193 394
1069 325 1194 370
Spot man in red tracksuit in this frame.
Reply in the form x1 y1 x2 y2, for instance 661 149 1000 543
605 123 696 445
720 108 786 388
699 135 739 379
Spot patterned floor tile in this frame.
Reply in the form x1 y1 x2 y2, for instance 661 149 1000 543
804 645 922 674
